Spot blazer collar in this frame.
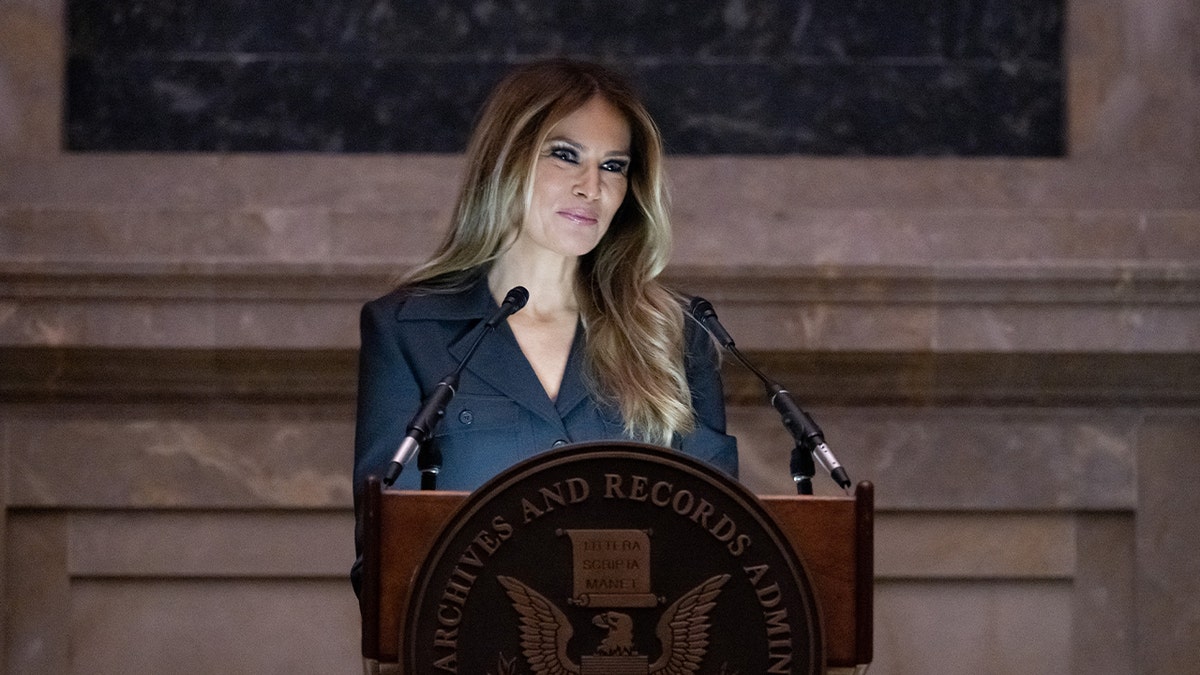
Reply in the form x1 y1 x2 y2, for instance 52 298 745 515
399 278 587 431
393 278 496 322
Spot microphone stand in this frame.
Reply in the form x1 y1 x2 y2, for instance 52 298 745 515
689 297 852 495
790 441 816 496
383 286 528 489
382 357 463 491
725 345 850 495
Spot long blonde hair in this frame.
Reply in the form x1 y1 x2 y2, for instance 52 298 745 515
405 59 694 445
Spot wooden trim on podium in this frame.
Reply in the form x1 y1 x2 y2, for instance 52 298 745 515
759 482 874 669
359 476 382 660
361 481 468 664
360 479 874 672
855 482 875 665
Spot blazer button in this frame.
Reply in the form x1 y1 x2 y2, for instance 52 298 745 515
552 439 568 447
458 410 473 425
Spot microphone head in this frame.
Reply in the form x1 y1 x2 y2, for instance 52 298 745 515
505 286 529 311
688 295 735 348
688 295 716 320
485 286 529 327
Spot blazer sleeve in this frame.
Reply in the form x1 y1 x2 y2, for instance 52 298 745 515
350 293 422 596
353 294 423 492
679 314 739 479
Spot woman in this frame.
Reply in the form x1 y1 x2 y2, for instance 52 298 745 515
352 59 737 593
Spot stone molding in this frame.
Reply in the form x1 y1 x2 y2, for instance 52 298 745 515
4 259 1198 303
3 346 1197 409
4 261 1197 351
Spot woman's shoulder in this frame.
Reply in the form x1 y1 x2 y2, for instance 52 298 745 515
361 284 420 320
363 276 490 322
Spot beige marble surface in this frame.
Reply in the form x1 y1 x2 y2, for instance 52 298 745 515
3 0 1199 672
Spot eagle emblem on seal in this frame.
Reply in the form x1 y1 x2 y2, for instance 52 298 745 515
497 573 730 674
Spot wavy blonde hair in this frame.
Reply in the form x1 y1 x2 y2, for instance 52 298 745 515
405 59 694 445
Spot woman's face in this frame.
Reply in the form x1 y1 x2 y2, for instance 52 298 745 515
515 96 632 262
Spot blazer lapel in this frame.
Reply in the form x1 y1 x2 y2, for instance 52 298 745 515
553 323 591 417
441 282 567 432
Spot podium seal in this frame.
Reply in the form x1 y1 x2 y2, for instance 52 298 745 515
404 441 824 674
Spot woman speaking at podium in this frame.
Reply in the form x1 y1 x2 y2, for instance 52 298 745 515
351 59 737 594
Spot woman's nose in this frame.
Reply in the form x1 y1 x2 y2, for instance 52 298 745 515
573 165 600 199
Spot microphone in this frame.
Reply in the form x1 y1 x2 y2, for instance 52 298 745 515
487 286 530 327
688 296 852 494
382 286 529 487
688 296 734 348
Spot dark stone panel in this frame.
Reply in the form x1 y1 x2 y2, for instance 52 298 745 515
4 348 1197 408
67 56 1061 155
67 0 1061 61
65 0 1063 155
787 1 1062 61
67 56 508 152
634 62 1062 155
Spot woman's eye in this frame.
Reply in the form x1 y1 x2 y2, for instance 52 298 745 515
601 159 629 175
549 147 579 163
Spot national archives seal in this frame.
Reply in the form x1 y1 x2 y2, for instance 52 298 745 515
404 441 824 674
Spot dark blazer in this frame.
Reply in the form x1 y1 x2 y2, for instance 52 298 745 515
350 277 738 593
353 277 738 491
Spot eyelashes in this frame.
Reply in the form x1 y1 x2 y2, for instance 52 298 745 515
601 158 630 175
546 143 630 176
547 144 580 163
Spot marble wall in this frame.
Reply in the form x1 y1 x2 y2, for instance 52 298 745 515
64 0 1063 155
2 0 1199 673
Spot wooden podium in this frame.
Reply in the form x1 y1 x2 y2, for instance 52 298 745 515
360 463 873 674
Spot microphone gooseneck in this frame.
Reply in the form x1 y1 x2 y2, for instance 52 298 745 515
383 286 529 487
688 296 852 494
